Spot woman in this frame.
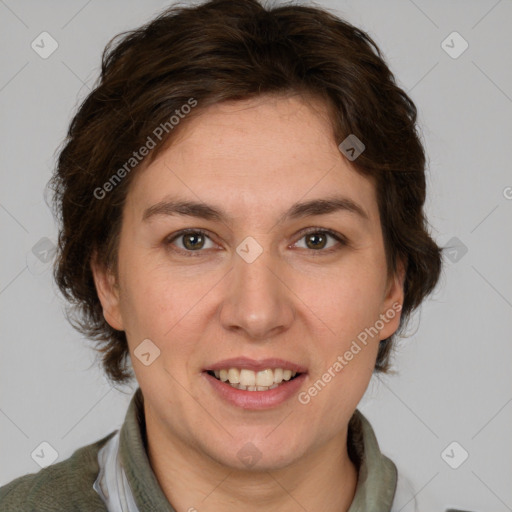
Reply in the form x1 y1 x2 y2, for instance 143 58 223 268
0 0 442 510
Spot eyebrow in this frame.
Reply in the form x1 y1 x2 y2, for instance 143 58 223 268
142 195 369 224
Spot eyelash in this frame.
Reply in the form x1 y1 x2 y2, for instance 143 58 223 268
164 227 348 258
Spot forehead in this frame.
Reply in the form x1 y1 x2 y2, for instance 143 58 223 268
126 94 378 224
164 94 338 173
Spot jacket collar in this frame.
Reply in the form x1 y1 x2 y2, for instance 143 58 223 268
118 388 397 511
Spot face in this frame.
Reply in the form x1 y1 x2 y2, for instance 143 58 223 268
93 94 404 472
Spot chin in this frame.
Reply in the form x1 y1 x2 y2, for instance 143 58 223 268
202 432 307 473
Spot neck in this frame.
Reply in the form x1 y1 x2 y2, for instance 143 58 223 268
144 407 358 512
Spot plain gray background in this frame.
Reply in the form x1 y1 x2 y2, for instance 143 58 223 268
1 0 511 510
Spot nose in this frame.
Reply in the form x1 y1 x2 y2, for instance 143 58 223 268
219 244 295 342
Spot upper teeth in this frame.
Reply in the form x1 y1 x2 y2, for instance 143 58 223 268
213 368 297 387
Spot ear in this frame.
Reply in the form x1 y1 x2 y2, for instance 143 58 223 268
378 257 406 340
90 251 124 331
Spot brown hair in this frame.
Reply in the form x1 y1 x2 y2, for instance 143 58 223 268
50 0 442 383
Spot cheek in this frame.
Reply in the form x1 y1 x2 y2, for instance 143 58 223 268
302 257 387 338
294 256 387 406
116 252 219 354
115 246 171 340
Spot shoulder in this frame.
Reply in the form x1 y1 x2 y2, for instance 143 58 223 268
0 432 115 512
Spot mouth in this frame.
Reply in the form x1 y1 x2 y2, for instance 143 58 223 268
206 367 302 392
203 358 308 409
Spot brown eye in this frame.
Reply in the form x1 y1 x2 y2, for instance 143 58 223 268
166 229 215 256
294 229 347 252
182 232 206 250
305 232 328 250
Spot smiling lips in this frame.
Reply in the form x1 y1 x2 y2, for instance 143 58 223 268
209 368 298 391
205 358 306 392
